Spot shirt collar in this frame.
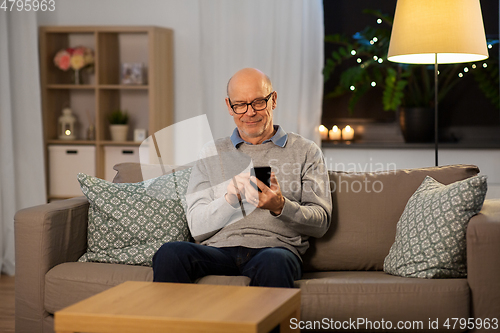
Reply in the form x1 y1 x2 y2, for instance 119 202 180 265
230 125 288 148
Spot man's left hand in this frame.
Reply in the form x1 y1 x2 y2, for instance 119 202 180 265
247 172 285 215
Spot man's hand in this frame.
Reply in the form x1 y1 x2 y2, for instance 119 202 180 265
225 172 253 207
246 172 285 215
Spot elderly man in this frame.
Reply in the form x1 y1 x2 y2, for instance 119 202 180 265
153 68 332 288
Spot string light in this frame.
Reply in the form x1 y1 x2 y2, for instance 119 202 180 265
373 37 378 42
488 44 492 49
377 18 382 24
373 56 378 61
458 73 464 78
464 67 469 73
350 86 355 91
472 64 477 69
371 81 376 87
378 58 383 63
370 40 375 45
357 58 362 63
483 63 488 68
351 50 357 55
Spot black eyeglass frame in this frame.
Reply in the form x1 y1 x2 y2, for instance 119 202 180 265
228 91 275 115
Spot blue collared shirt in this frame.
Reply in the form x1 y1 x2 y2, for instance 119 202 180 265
230 125 288 148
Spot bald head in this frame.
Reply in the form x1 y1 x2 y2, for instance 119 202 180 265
226 68 273 98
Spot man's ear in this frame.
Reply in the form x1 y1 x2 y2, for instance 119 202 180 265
272 91 277 109
225 97 234 116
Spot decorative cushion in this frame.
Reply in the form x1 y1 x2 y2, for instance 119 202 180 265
383 175 487 278
77 168 192 266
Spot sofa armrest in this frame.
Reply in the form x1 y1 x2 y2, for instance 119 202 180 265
466 199 500 330
14 196 89 333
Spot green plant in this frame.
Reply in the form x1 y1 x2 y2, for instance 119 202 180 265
108 109 129 125
324 9 499 112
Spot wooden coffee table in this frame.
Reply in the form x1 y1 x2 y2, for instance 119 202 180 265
54 281 301 333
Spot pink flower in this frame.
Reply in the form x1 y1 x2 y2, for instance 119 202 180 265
54 50 71 71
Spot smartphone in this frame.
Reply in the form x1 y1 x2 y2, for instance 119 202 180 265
251 166 271 192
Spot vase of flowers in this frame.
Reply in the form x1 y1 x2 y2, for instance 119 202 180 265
54 46 94 84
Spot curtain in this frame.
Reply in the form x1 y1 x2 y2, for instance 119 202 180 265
0 11 46 275
197 0 324 144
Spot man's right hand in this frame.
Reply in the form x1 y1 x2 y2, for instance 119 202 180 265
225 172 257 207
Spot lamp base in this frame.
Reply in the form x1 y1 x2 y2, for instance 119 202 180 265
399 107 435 143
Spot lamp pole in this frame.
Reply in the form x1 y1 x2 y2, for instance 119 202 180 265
435 53 438 167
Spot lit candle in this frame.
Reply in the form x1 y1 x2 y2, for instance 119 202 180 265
319 125 328 140
342 125 354 141
329 125 341 140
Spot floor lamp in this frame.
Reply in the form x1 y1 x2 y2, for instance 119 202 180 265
387 0 489 166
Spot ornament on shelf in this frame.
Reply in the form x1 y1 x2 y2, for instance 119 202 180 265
59 107 77 140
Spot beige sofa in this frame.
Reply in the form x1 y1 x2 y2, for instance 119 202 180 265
15 164 500 332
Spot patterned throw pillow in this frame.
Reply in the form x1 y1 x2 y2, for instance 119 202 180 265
384 175 487 278
77 168 192 266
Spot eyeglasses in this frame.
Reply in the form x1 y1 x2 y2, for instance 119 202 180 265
229 91 274 115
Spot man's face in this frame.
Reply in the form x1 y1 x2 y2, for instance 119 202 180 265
225 77 277 144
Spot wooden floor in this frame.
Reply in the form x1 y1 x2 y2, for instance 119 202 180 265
0 274 15 333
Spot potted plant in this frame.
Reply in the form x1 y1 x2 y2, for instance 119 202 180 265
108 109 129 141
323 9 498 142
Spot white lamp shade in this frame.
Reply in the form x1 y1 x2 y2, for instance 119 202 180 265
388 0 489 64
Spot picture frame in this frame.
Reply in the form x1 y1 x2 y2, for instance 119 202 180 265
121 63 146 85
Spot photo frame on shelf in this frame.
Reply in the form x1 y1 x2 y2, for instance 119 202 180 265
121 63 146 85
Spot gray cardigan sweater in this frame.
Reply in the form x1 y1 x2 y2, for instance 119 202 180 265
185 132 332 259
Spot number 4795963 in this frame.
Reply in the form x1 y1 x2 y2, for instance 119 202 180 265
1 0 55 11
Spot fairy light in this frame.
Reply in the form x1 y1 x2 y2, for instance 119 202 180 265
373 56 378 61
373 37 378 43
458 73 464 78
377 18 382 24
488 44 493 49
350 86 355 91
371 81 376 87
357 58 362 63
472 64 477 69
351 50 357 56
370 40 375 45
483 63 488 68
378 58 383 63
464 67 469 73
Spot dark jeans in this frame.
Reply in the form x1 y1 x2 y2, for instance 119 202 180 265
152 241 302 288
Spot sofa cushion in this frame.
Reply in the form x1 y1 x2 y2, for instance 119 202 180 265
77 170 192 266
302 165 480 272
384 175 487 278
45 262 250 314
112 162 190 183
295 271 469 332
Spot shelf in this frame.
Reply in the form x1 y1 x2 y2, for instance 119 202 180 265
99 85 148 90
40 26 173 201
47 84 96 90
47 140 96 145
99 141 142 146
